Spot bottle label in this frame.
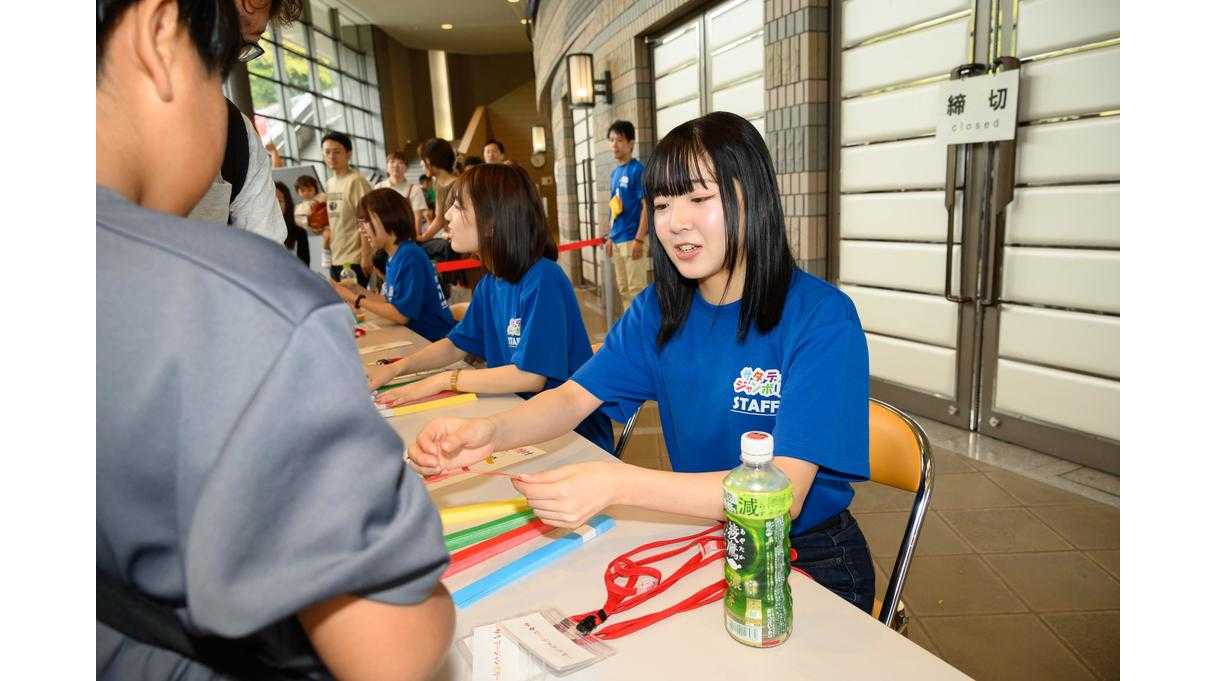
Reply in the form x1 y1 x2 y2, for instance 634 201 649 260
723 486 793 646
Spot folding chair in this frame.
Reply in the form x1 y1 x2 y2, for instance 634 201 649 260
867 398 935 629
590 342 641 459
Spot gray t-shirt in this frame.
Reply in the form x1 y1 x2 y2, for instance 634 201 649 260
97 186 448 680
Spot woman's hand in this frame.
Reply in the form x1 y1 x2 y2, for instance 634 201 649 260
511 462 622 529
375 374 447 407
407 417 498 475
366 361 404 391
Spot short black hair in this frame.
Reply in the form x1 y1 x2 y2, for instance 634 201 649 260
418 138 456 174
645 111 794 347
321 130 353 152
294 174 320 192
418 174 431 184
98 0 241 77
463 156 484 168
483 139 505 153
608 120 636 142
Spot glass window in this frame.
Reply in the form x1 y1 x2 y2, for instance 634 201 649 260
650 0 765 141
244 7 384 177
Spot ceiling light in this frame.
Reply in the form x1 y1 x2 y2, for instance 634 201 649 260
508 0 520 4
441 23 453 30
520 18 528 24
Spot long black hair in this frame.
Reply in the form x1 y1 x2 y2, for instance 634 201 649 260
644 111 795 347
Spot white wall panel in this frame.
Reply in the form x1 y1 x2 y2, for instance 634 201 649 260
1019 46 1120 121
867 333 958 398
1017 0 1119 58
657 98 701 139
999 305 1119 378
712 76 764 119
711 37 763 88
1016 116 1119 185
1006 185 1119 247
841 191 962 242
842 17 969 97
841 81 940 145
1002 247 1119 313
708 0 763 50
841 137 962 192
842 0 971 47
843 285 959 348
654 24 698 76
655 64 699 109
840 241 961 296
994 359 1119 440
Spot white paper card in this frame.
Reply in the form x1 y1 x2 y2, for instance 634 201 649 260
499 613 596 672
358 340 413 355
936 69 1020 145
470 624 550 681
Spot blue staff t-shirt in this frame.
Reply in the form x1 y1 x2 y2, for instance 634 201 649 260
382 241 456 342
572 270 870 535
609 158 645 244
447 258 614 453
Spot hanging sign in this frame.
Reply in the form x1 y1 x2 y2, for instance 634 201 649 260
936 69 1020 145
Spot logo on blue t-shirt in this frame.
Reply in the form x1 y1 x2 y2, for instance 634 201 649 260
731 367 782 415
506 317 522 348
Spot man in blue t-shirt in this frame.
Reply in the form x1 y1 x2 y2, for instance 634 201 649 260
599 120 649 309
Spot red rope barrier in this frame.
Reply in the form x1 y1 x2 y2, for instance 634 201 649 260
433 237 606 273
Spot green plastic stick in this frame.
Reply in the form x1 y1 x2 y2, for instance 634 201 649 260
444 510 537 552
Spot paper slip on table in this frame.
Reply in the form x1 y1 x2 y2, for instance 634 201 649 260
387 392 971 680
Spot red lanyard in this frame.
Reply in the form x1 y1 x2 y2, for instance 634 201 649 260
570 524 727 640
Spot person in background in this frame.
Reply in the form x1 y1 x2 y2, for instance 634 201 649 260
322 130 373 286
186 0 298 243
330 189 455 341
274 180 309 264
368 164 613 453
420 173 435 213
293 174 330 272
482 139 506 164
96 0 454 678
416 138 456 243
600 119 650 309
376 150 430 238
266 141 285 168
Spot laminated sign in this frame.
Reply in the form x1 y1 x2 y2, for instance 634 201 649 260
936 69 1019 145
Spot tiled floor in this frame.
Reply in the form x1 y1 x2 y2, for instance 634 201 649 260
573 286 1120 681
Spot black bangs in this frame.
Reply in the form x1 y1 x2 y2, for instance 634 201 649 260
644 130 718 201
644 111 796 349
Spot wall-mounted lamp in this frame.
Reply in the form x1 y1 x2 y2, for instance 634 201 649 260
566 52 612 108
531 125 547 154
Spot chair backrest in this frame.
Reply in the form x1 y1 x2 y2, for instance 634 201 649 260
867 398 934 629
869 400 926 493
450 301 469 321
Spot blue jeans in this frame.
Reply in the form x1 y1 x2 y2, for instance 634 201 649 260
791 510 875 614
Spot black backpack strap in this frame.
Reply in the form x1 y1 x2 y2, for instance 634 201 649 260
220 99 250 203
97 569 305 681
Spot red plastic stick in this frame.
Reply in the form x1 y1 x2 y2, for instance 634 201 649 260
442 518 549 579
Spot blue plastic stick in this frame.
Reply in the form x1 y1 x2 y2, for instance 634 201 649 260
452 515 616 609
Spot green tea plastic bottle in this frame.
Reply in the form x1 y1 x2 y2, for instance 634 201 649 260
723 431 793 647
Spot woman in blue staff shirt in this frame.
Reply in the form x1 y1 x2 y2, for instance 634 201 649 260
369 164 614 454
330 188 455 341
405 112 874 612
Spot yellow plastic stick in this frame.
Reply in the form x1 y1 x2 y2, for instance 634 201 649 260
379 392 477 418
439 498 531 532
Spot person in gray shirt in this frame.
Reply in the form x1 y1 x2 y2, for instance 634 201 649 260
96 1 453 679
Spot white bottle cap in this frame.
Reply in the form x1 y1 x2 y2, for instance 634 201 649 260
740 431 774 465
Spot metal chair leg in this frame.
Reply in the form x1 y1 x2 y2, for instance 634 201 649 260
612 407 641 459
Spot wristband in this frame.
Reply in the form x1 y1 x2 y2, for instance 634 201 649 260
449 368 462 392
354 294 366 309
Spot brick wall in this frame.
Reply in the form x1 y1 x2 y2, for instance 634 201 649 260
533 0 832 279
